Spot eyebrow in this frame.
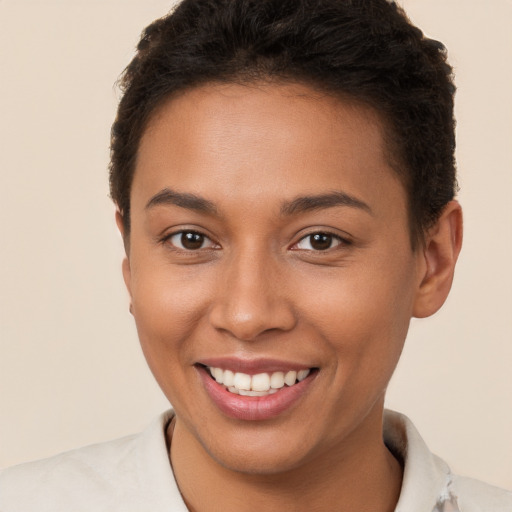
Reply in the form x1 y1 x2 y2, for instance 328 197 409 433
145 188 218 215
280 191 373 216
145 188 372 217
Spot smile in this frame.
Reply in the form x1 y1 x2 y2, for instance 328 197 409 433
207 367 311 396
197 362 317 421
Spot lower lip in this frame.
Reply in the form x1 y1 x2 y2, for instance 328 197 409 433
197 366 316 421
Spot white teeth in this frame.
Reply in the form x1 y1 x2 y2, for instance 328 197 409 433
284 370 297 386
297 369 310 381
251 373 270 392
207 366 312 395
213 367 223 383
239 389 270 397
233 372 251 390
270 371 285 389
223 369 235 387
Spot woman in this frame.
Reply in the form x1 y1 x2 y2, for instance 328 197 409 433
1 0 511 510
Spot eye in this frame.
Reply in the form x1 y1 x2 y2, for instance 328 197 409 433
294 232 343 251
166 231 217 250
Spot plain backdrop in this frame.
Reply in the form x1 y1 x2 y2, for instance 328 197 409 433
0 0 511 490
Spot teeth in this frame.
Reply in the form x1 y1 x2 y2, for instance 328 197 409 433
239 389 270 397
206 366 312 395
270 372 285 389
223 369 235 387
212 367 223 383
297 369 310 381
233 372 251 390
251 373 270 391
284 370 297 386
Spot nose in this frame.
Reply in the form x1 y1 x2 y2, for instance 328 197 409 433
208 249 297 341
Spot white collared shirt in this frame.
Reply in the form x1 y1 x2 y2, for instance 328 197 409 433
1 410 511 511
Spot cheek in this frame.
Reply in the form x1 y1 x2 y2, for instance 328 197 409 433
129 261 214 382
300 253 416 384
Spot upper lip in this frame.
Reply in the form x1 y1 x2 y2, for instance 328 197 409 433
197 357 315 375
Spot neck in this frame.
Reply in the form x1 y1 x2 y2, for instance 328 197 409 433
169 407 402 512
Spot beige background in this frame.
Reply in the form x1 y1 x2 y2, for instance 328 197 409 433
0 0 511 490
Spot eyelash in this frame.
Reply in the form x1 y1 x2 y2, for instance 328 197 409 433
292 231 350 252
161 230 350 253
161 230 219 251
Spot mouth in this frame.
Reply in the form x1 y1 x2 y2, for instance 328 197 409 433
204 365 313 396
196 362 318 421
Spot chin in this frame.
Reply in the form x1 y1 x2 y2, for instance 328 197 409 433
191 417 323 476
207 442 311 476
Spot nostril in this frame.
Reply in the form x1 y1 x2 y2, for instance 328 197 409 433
209 303 297 342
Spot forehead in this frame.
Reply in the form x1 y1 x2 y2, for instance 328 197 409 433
133 82 405 217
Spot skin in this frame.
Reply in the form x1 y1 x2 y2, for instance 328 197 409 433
117 82 462 512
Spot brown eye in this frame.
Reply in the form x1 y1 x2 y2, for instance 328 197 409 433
168 231 215 250
310 233 333 250
181 232 204 249
295 232 342 251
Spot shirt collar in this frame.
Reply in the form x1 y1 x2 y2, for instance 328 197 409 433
384 410 461 512
140 409 462 512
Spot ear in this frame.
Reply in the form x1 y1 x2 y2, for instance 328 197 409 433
115 209 132 301
413 200 463 318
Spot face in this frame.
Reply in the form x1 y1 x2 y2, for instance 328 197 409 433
123 82 426 474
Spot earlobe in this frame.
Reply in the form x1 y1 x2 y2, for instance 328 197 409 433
413 200 463 318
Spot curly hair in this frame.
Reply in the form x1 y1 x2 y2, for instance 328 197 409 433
110 0 456 246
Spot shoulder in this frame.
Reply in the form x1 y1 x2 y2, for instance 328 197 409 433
452 474 512 512
384 410 512 512
0 410 185 512
0 433 140 512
